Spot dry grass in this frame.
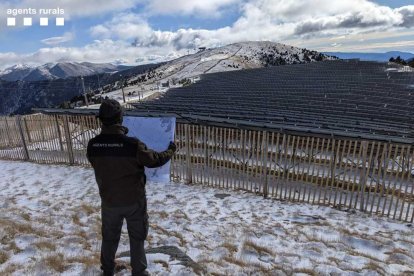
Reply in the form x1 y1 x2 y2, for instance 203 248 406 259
293 268 319 276
277 251 301 259
154 259 170 269
0 218 43 238
72 213 82 226
363 261 387 275
242 240 274 256
152 211 169 219
41 253 66 273
150 223 171 236
76 230 91 250
35 216 54 226
66 252 100 268
385 247 414 259
172 209 189 220
223 256 248 267
170 231 186 247
0 264 18 275
246 263 285 275
20 212 31 221
327 256 340 266
347 249 383 263
33 240 56 251
80 204 98 216
221 242 238 253
0 250 9 264
6 241 22 254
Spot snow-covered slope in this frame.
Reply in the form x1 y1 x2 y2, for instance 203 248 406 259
0 160 413 275
131 41 335 84
0 62 130 81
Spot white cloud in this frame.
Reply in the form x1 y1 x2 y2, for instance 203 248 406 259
144 0 241 16
0 39 182 68
90 13 153 40
88 1 414 52
2 0 414 68
41 32 74 45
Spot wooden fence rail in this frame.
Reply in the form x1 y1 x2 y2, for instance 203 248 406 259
0 115 413 222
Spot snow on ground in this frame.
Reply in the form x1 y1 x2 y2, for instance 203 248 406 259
0 160 413 275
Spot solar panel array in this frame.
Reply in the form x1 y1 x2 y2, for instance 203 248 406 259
132 60 414 143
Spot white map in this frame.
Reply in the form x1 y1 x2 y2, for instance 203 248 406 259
123 116 176 182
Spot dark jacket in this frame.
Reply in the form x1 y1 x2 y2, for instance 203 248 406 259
87 124 174 207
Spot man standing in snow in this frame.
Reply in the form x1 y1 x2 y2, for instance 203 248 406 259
87 99 177 276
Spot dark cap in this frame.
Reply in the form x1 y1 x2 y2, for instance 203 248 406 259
98 99 123 126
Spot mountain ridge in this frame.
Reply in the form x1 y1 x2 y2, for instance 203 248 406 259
324 51 414 62
0 62 132 82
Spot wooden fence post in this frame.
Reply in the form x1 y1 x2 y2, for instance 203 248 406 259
63 116 75 165
204 125 209 184
16 115 29 161
3 117 13 147
263 131 269 198
185 124 192 184
23 117 32 143
358 141 368 211
55 116 64 151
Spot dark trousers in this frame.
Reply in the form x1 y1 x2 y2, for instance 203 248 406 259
100 199 149 276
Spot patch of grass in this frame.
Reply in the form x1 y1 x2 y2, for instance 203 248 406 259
42 253 66 273
245 263 282 275
20 212 31 221
39 199 51 206
242 240 274 256
221 242 238 253
293 267 318 276
0 250 9 264
72 213 81 226
0 264 18 275
66 252 100 268
6 241 22 254
277 251 301 259
327 256 340 266
153 211 168 219
223 256 248 267
33 240 56 251
385 247 414 259
363 261 387 275
0 218 45 240
172 210 189 220
347 249 383 263
339 227 359 237
80 204 98 216
154 259 169 269
170 231 186 247
76 230 91 250
36 216 54 226
150 223 171 236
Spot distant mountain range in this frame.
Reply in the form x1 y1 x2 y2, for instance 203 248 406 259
0 63 160 115
0 62 132 82
324 51 414 62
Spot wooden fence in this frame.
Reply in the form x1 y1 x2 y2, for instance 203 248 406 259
1 114 413 222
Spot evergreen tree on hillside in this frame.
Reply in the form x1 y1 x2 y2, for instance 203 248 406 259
390 56 410 66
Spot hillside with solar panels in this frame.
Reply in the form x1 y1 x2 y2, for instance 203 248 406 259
132 59 414 144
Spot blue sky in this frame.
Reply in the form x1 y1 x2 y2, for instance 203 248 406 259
0 0 413 68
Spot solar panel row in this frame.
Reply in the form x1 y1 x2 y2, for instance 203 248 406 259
132 60 414 143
